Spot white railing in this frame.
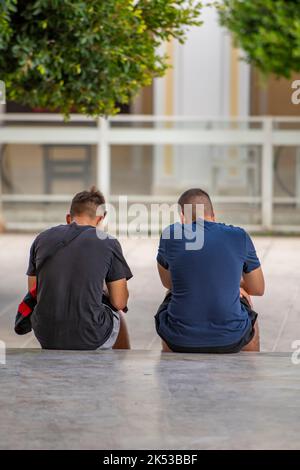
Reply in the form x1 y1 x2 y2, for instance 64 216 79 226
0 113 300 231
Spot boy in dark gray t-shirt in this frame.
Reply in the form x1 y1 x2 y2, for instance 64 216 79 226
25 187 132 350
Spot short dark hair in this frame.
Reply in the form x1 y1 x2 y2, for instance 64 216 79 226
70 186 105 219
178 188 214 220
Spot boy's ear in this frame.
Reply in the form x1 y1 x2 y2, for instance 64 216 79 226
95 215 104 226
180 211 185 224
66 214 72 224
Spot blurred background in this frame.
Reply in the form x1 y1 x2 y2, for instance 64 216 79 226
1 2 300 232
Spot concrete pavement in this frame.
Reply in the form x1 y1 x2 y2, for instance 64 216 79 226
1 349 299 450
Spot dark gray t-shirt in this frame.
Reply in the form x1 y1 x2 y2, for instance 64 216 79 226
27 222 132 350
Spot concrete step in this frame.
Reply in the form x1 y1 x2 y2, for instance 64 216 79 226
0 349 299 449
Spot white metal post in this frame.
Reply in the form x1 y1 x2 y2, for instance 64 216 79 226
296 148 300 208
262 117 273 230
0 104 5 231
97 117 111 200
0 150 4 232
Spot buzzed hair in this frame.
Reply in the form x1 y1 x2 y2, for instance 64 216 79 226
178 188 214 220
70 186 106 219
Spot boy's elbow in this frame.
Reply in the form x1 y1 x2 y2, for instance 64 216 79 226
252 284 265 296
257 286 265 296
113 302 126 311
112 293 129 311
162 281 172 290
111 299 127 311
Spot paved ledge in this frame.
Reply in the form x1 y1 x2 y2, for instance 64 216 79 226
0 349 299 450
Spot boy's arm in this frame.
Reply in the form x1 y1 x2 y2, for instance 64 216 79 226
242 266 265 296
28 275 36 291
27 238 37 290
106 278 129 311
242 231 265 296
157 262 172 290
105 239 132 312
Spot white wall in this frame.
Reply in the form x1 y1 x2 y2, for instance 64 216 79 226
153 2 251 194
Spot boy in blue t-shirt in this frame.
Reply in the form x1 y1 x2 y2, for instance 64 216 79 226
155 188 265 353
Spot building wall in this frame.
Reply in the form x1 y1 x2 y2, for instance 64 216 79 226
251 70 300 200
153 2 251 196
251 70 300 116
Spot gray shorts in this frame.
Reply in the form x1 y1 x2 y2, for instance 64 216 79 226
98 311 120 350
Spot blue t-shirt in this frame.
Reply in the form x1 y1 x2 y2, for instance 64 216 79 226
156 219 261 348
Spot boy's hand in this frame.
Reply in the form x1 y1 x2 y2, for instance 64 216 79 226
240 287 253 308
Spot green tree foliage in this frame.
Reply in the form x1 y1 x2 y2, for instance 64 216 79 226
219 0 300 78
0 0 16 48
0 0 202 117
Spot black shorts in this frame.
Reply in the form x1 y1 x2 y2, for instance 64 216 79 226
155 293 258 354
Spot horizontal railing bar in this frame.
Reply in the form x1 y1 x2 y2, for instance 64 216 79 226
270 225 300 232
110 195 262 204
272 131 300 145
272 116 300 122
108 130 300 146
1 194 72 202
107 129 266 145
6 221 299 233
0 113 95 122
0 127 99 144
1 194 262 204
0 126 300 146
4 221 265 233
1 113 300 123
273 198 300 203
108 115 265 123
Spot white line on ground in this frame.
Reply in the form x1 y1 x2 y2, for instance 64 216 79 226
260 239 274 262
0 299 17 319
146 334 160 351
20 333 37 348
272 284 300 352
